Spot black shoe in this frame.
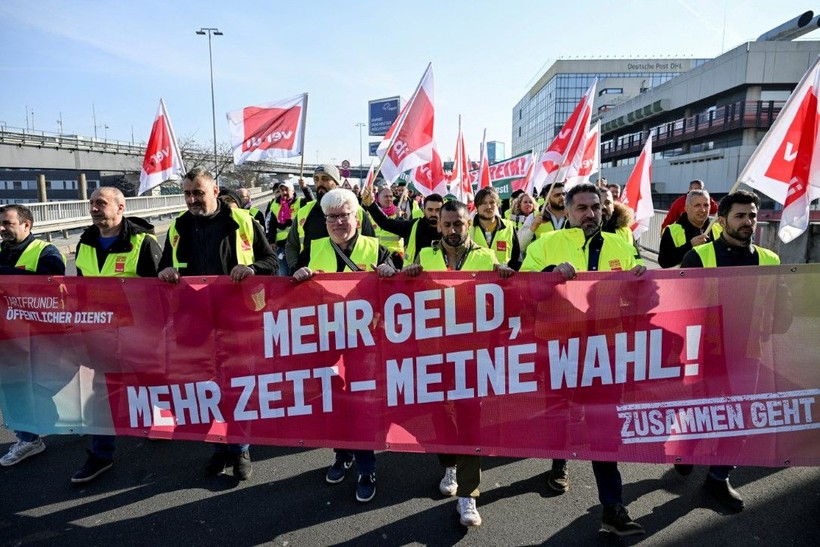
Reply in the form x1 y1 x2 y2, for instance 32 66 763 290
233 451 252 480
326 457 353 484
704 475 745 512
674 464 694 476
206 452 233 476
601 504 646 537
548 459 569 493
356 473 376 503
71 451 113 484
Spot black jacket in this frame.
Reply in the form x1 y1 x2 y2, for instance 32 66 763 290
0 234 65 275
658 213 714 268
160 204 277 276
75 216 162 277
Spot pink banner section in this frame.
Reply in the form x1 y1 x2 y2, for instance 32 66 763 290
0 267 818 467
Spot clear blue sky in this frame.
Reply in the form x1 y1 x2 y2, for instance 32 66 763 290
1 0 817 166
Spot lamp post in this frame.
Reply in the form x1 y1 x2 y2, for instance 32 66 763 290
355 122 365 183
196 27 223 176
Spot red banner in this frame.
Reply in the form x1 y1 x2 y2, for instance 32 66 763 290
0 267 817 467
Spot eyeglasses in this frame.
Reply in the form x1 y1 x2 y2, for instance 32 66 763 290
325 212 353 223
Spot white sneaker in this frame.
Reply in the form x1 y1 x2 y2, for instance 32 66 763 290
439 466 458 496
0 438 46 466
457 496 482 527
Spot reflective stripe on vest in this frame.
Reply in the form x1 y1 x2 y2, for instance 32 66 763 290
307 236 380 272
692 242 780 267
470 220 515 264
668 222 723 247
168 209 255 269
76 233 152 277
417 245 496 272
14 239 61 272
371 211 404 254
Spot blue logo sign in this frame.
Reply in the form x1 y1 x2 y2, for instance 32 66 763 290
368 142 380 157
368 97 401 137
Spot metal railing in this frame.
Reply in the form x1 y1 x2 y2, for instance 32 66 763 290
636 210 666 255
28 188 272 237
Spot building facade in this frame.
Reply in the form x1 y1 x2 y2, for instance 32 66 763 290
597 40 820 206
512 58 705 157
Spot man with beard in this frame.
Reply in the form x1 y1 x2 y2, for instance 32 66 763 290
470 186 521 269
285 164 375 270
267 178 314 275
520 183 566 248
598 187 635 245
658 189 722 268
72 187 162 483
521 183 646 537
403 199 513 528
361 190 443 264
159 167 277 481
678 191 781 512
0 204 65 467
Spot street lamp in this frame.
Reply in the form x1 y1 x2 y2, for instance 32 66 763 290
196 27 224 176
355 122 365 183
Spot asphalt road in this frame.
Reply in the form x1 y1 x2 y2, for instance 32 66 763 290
1 422 818 547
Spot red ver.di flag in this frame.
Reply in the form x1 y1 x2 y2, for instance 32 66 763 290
739 56 820 243
376 64 435 183
138 99 185 196
227 93 308 165
621 134 654 240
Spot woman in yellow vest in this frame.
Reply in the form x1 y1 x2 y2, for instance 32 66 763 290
369 184 405 268
291 188 396 504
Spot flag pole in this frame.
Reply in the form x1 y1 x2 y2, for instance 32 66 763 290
370 62 432 184
298 92 309 180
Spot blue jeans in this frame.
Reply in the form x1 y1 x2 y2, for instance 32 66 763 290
214 443 249 455
15 431 40 443
92 435 116 460
592 460 622 505
276 248 291 277
334 449 376 475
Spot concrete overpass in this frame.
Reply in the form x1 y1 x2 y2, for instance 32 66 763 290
0 127 369 178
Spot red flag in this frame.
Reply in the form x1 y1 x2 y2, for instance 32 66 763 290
477 129 491 190
226 93 308 165
138 99 185 196
739 57 820 243
621 135 654 239
448 118 473 207
566 120 601 189
362 158 377 195
531 79 597 193
376 64 435 183
408 145 448 197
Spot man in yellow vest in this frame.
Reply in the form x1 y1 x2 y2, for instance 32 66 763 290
521 183 646 537
403 199 513 528
237 187 265 226
285 164 376 271
159 167 277 481
0 204 65 467
292 188 396 503
519 182 566 251
678 191 782 512
362 190 443 264
471 186 521 269
369 184 405 267
599 187 636 246
658 189 722 268
70 187 162 483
